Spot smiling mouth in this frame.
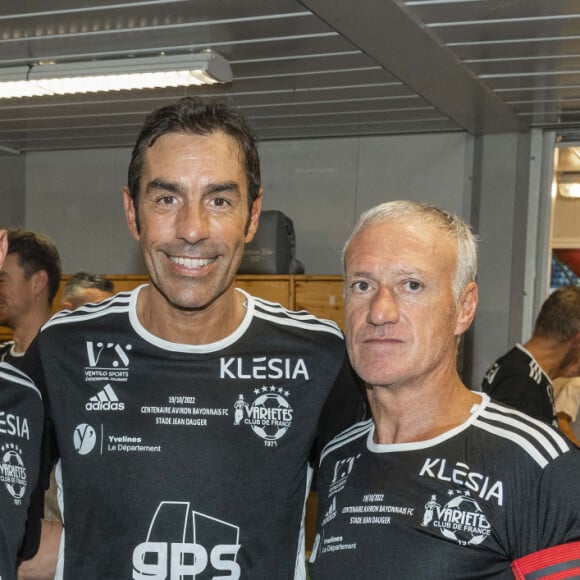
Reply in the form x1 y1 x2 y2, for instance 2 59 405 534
169 256 215 269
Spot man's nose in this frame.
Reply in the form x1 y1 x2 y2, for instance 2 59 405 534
176 202 210 243
367 286 399 326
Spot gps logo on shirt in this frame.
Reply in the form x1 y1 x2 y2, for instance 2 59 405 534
420 491 491 546
0 443 27 505
132 501 241 579
84 341 132 382
233 387 293 447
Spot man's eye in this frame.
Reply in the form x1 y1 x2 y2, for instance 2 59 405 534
352 280 371 292
156 195 176 205
405 280 422 292
210 196 232 208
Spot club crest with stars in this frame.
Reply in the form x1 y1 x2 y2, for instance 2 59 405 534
233 386 294 446
420 488 492 547
0 443 27 504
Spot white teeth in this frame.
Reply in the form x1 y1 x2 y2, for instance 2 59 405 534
170 256 213 268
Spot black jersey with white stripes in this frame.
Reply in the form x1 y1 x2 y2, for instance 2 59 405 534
23 286 364 580
0 362 44 580
482 343 556 425
0 341 26 369
309 393 580 580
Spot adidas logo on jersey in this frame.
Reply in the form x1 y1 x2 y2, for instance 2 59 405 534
85 384 125 411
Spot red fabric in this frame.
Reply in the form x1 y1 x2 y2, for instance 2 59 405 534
512 542 580 579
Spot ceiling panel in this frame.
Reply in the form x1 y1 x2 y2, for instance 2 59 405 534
399 0 580 136
0 0 578 153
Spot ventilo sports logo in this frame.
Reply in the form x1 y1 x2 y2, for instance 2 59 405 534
132 501 241 579
84 341 132 382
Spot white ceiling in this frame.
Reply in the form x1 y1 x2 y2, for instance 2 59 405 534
1 0 580 153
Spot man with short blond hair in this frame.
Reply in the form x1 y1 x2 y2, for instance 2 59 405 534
309 201 580 579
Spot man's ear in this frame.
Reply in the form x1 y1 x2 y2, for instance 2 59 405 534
245 189 263 244
454 282 478 336
0 229 6 268
123 187 140 241
31 269 49 297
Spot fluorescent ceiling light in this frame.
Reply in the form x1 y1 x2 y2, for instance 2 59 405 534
0 52 232 99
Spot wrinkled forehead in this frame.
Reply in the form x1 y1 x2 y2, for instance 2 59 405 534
346 215 442 255
344 217 457 276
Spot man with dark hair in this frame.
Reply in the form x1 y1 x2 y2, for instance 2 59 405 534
23 97 364 579
0 228 62 364
61 272 114 310
482 285 580 424
309 201 580 579
0 229 62 579
0 228 45 580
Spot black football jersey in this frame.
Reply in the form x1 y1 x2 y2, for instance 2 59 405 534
309 395 580 579
0 341 25 368
0 363 44 580
482 344 556 425
24 287 363 580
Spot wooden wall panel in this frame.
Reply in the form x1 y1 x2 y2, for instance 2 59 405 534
0 274 344 342
295 276 344 329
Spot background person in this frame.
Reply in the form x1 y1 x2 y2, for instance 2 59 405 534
309 201 580 579
549 352 580 447
481 285 580 425
23 96 364 580
0 227 45 580
0 228 62 365
553 376 580 446
0 229 61 579
60 272 114 310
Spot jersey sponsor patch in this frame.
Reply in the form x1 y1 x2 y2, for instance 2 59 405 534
85 384 125 411
73 423 97 455
232 386 294 447
132 502 241 579
72 423 163 456
219 355 309 380
0 411 30 440
84 341 132 382
419 490 491 547
328 454 360 497
0 443 27 505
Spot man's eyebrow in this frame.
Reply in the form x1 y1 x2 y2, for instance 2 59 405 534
346 266 425 279
205 181 242 195
143 179 242 196
346 271 373 279
145 178 185 195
